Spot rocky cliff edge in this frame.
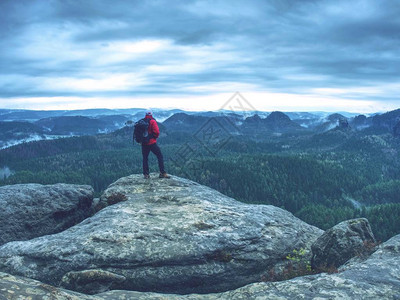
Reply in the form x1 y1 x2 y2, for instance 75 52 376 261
0 174 322 295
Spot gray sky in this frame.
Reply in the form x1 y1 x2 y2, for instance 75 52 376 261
1 0 399 112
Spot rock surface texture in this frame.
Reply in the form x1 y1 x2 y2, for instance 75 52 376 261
1 234 400 299
311 218 377 269
212 234 400 300
0 272 95 300
0 174 322 294
0 183 94 246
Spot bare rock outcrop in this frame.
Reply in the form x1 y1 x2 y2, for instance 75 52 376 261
0 183 94 246
311 218 377 269
1 234 400 300
0 174 322 294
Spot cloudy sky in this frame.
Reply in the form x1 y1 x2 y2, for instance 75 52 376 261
1 0 399 112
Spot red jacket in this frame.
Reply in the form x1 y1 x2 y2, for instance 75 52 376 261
144 115 159 145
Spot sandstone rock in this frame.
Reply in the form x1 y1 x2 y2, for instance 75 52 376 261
61 269 126 294
97 290 212 299
0 174 322 294
97 234 400 299
1 234 399 300
0 183 94 246
224 234 400 300
337 118 350 130
311 218 377 270
0 271 95 300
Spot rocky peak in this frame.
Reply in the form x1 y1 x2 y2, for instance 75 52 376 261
351 114 371 130
162 113 209 131
327 113 347 123
265 111 291 123
0 174 322 295
352 114 367 125
163 112 189 122
335 118 351 131
243 113 262 124
264 111 302 131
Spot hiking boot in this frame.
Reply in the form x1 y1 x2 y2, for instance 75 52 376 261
144 174 150 179
159 172 171 179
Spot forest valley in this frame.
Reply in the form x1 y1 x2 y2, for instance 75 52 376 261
1 109 400 242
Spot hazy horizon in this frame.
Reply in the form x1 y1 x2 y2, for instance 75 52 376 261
0 105 392 116
1 1 400 113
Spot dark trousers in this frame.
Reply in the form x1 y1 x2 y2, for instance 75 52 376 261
142 143 165 175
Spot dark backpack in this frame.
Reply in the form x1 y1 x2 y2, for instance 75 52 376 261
133 118 151 144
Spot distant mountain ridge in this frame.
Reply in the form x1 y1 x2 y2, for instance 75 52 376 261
1 108 400 149
0 108 183 122
372 108 400 131
240 111 303 133
0 115 132 149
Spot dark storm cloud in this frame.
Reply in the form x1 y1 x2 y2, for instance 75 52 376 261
0 0 400 108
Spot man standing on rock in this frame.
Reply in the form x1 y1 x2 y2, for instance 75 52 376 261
140 111 170 179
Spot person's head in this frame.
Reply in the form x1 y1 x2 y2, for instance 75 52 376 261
145 111 153 117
